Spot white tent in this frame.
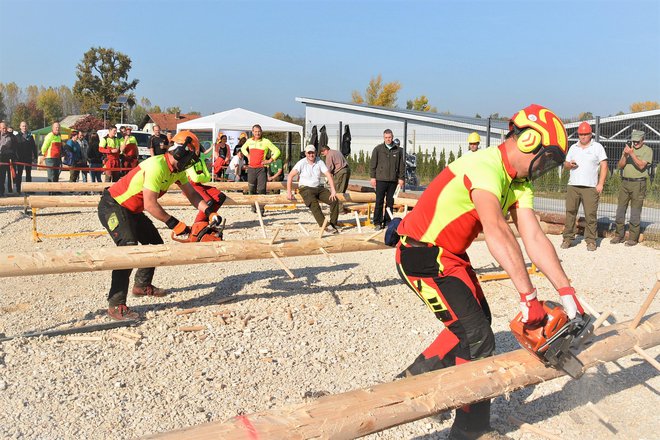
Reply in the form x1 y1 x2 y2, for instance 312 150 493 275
176 107 303 144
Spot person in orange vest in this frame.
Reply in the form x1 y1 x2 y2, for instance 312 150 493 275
99 127 122 182
212 132 231 178
120 126 139 174
41 121 63 183
98 130 220 320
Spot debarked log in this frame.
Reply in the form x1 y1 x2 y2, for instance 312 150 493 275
0 233 390 277
27 192 379 208
20 181 294 193
144 312 660 439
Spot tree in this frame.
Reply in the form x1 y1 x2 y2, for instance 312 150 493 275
71 115 105 132
37 88 63 124
165 106 181 114
447 150 456 165
0 82 21 123
351 74 401 108
457 146 462 159
406 95 437 112
0 91 6 121
438 149 446 172
25 85 39 103
629 101 660 113
57 85 80 116
11 101 44 128
578 111 593 121
73 47 139 120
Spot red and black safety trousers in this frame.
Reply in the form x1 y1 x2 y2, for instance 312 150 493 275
98 189 163 307
395 237 494 433
190 183 226 222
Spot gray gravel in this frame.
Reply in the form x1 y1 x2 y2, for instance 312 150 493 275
0 202 658 439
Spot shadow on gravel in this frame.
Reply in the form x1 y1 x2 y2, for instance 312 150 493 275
147 263 401 314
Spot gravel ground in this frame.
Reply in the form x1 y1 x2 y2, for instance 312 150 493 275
0 200 658 440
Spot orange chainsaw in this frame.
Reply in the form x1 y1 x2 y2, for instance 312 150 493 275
510 301 594 378
171 217 226 243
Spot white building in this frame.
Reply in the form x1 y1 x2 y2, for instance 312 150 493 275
295 97 509 157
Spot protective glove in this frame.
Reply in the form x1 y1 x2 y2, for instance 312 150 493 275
209 212 222 227
558 286 584 319
519 289 545 325
166 216 190 236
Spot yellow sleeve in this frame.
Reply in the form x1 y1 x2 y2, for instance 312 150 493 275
266 139 281 160
41 133 52 155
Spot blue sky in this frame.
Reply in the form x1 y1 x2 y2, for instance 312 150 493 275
1 0 658 120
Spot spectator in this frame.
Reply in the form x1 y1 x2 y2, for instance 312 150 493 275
267 154 284 182
561 122 608 251
213 133 231 178
466 132 481 153
149 124 168 156
14 121 38 192
79 132 90 183
233 132 248 156
370 129 405 230
99 127 122 182
0 121 17 196
241 124 280 213
319 145 350 192
611 129 653 246
41 121 64 183
120 126 139 173
287 145 339 233
227 150 246 182
63 130 85 183
87 133 104 183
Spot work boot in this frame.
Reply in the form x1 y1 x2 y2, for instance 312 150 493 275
132 284 169 297
107 304 140 321
586 242 597 251
448 426 511 440
328 223 340 234
560 239 572 249
624 240 638 247
610 236 624 244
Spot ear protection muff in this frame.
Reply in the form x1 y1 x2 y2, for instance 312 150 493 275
516 128 543 153
171 136 199 171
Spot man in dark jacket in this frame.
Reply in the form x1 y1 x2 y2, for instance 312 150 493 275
0 121 17 197
14 121 38 192
370 129 404 229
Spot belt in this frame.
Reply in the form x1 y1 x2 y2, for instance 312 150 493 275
403 236 435 248
622 177 647 182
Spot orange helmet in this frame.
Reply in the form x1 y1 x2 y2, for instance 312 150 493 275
509 104 568 180
577 121 592 135
170 130 200 171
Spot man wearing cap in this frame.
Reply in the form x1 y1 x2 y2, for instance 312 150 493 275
611 129 653 246
319 145 351 193
287 145 339 233
560 122 608 251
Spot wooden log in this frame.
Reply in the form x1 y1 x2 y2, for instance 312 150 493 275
0 233 390 277
21 181 295 193
144 312 660 439
27 192 377 208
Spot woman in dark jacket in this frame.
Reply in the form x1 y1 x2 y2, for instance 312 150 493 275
87 133 103 183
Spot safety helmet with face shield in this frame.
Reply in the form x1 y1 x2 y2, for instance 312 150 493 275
509 104 568 180
169 130 201 172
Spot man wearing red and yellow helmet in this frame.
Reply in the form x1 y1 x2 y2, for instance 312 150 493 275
393 104 582 439
98 130 219 321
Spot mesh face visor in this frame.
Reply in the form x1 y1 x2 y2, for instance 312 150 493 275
528 145 565 180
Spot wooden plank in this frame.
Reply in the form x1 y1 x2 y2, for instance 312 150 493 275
270 251 295 279
144 313 660 439
0 233 390 277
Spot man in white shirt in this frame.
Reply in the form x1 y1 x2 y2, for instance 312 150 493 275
228 150 246 182
287 144 339 232
561 122 608 251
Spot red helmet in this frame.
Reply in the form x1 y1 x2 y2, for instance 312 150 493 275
509 104 568 180
577 121 592 135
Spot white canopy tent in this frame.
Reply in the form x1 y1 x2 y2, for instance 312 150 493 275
176 107 303 144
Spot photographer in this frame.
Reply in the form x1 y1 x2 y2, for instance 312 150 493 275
611 129 653 246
